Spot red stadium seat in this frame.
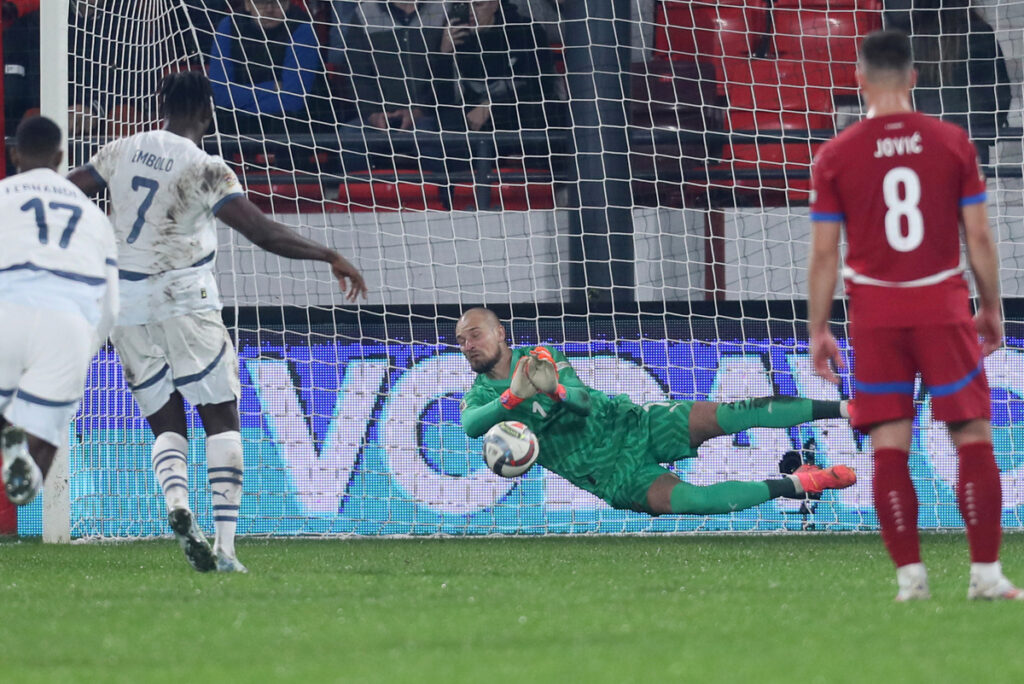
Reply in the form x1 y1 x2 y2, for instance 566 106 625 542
774 0 881 8
106 104 143 138
630 59 719 129
494 182 557 211
653 0 699 59
242 180 326 213
654 1 769 95
720 59 835 203
451 173 557 211
772 0 883 97
336 171 446 212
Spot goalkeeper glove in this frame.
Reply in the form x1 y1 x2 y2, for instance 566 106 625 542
528 347 567 401
500 357 537 409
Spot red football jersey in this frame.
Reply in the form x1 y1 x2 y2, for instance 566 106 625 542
811 111 987 327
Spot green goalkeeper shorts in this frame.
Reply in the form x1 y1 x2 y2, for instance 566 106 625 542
591 400 699 512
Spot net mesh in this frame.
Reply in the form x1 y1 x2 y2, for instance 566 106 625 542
26 0 1024 537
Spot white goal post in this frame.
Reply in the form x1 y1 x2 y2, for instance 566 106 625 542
28 0 1024 541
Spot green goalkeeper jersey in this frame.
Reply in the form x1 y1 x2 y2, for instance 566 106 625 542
460 346 642 497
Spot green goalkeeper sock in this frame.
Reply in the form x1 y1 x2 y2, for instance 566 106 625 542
715 396 841 433
669 480 773 515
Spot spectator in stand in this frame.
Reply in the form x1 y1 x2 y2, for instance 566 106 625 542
431 0 564 133
208 0 323 136
2 0 36 27
3 0 38 176
180 0 232 60
325 1 359 66
512 0 561 26
330 1 447 133
327 2 451 174
886 0 1011 164
69 0 121 139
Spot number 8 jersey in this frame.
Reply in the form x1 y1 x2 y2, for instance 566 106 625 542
810 111 987 328
86 130 244 326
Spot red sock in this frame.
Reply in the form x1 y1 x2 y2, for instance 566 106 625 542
872 448 921 567
957 441 1002 563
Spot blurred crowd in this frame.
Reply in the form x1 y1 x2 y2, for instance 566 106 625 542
1 0 1013 169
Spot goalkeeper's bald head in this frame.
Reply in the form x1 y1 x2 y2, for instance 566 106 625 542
456 307 509 375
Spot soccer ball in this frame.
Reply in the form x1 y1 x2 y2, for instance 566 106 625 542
482 421 539 478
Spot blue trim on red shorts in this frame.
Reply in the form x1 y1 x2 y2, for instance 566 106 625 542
927 360 984 398
855 379 916 395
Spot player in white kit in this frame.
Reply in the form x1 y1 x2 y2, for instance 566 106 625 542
0 116 118 507
68 72 367 573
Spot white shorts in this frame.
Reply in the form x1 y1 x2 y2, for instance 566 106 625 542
111 310 240 417
0 301 96 446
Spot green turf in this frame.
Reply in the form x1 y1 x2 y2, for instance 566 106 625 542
1 533 1022 683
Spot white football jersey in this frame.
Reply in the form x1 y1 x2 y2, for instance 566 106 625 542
0 167 117 328
88 130 244 325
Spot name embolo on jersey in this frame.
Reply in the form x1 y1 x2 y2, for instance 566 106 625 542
811 111 987 327
0 167 116 326
87 130 244 325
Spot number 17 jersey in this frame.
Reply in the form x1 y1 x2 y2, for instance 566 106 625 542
86 130 244 325
810 111 987 328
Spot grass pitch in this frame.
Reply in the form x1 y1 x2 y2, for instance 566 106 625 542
2 533 1023 683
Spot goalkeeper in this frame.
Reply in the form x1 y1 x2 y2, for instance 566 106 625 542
457 308 857 514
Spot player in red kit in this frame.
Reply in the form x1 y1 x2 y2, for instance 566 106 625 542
808 30 1019 601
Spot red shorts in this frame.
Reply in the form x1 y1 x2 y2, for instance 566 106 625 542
849 320 990 430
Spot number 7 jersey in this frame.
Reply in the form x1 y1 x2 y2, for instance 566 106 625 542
86 129 244 325
810 111 987 328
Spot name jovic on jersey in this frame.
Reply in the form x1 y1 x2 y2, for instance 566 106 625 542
87 130 244 326
0 167 117 330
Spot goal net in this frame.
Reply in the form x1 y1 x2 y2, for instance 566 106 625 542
25 0 1024 537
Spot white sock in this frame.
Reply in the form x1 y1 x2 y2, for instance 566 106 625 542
970 561 1002 582
897 562 927 582
207 431 243 558
152 432 189 512
839 400 851 419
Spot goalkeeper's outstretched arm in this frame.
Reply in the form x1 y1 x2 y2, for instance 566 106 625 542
461 395 507 439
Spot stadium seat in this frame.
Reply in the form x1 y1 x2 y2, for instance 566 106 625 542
550 42 566 75
336 171 446 212
629 59 723 207
772 0 883 97
105 104 142 138
654 1 769 94
653 0 699 59
720 59 835 204
630 59 719 129
243 180 326 213
774 0 881 8
494 181 557 211
450 172 557 211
